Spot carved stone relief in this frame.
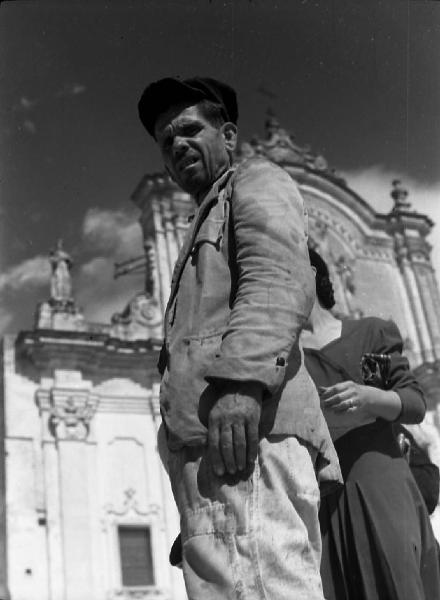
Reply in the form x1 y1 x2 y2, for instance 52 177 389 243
308 213 363 318
111 292 163 341
104 488 161 520
36 371 98 441
235 111 343 183
48 393 98 441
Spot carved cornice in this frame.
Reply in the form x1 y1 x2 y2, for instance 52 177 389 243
385 181 434 238
131 173 192 215
393 230 433 269
235 111 344 184
307 205 394 262
15 330 162 388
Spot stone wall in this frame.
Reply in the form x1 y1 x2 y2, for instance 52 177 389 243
5 337 186 600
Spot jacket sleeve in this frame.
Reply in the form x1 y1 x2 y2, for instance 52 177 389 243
205 158 315 396
376 319 426 424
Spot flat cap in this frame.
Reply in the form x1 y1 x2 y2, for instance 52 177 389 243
138 76 238 137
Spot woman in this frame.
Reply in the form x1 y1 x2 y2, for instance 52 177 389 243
303 247 440 600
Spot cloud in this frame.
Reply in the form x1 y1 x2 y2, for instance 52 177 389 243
342 165 440 276
8 84 86 139
0 209 144 330
82 208 142 257
77 209 144 322
71 84 86 95
0 256 50 294
12 96 37 113
77 256 142 323
56 83 87 98
18 96 37 111
22 120 36 135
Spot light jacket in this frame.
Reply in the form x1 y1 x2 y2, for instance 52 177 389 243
159 157 341 489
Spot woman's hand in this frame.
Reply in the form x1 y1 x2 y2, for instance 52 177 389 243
320 381 372 413
319 381 402 421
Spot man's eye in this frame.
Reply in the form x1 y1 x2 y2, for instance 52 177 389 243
183 125 200 137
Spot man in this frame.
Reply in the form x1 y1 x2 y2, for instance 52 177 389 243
138 76 341 600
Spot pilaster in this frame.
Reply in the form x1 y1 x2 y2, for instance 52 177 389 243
36 370 99 600
394 234 434 363
409 249 440 361
0 340 11 600
386 181 436 365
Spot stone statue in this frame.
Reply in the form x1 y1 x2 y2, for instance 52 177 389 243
49 239 73 302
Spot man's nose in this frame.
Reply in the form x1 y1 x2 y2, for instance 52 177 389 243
172 136 189 158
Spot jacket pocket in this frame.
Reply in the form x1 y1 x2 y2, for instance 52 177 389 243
192 218 225 286
192 218 224 252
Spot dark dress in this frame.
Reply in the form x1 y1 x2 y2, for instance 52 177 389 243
394 424 440 515
304 317 440 600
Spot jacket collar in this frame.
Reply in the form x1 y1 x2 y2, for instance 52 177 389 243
166 167 235 312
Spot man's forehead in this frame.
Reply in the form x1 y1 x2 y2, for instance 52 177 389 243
154 103 202 138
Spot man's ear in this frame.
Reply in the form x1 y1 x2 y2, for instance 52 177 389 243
311 265 317 277
221 122 238 153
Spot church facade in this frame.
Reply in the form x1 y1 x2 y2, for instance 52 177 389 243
1 116 440 600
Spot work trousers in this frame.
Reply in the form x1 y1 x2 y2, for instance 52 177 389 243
167 435 325 600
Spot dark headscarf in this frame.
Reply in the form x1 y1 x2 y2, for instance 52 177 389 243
308 247 336 310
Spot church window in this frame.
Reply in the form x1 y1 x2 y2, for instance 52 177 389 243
118 525 155 586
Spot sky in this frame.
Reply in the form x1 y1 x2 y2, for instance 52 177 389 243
1 0 439 335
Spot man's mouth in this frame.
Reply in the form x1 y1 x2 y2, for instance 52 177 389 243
178 156 199 172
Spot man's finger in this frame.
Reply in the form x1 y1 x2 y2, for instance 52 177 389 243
208 424 224 476
233 423 247 471
246 420 259 470
220 426 236 474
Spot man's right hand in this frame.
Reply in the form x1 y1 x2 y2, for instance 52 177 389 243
207 381 262 477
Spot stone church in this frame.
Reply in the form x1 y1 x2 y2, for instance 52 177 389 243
1 115 440 600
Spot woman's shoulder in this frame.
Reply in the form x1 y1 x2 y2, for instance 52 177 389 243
345 316 400 335
343 316 403 351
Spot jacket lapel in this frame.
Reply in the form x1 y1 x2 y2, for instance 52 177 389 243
165 169 234 315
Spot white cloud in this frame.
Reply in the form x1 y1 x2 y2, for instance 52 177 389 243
19 96 36 111
22 120 36 135
0 208 144 332
71 84 86 95
82 208 142 257
77 209 144 322
342 165 440 277
80 256 111 278
56 83 87 98
77 256 143 323
0 256 50 293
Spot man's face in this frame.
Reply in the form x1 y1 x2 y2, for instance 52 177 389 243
154 103 237 201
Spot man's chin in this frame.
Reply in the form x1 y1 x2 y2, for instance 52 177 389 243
179 175 205 197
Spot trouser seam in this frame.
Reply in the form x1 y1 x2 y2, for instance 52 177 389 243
250 453 269 600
